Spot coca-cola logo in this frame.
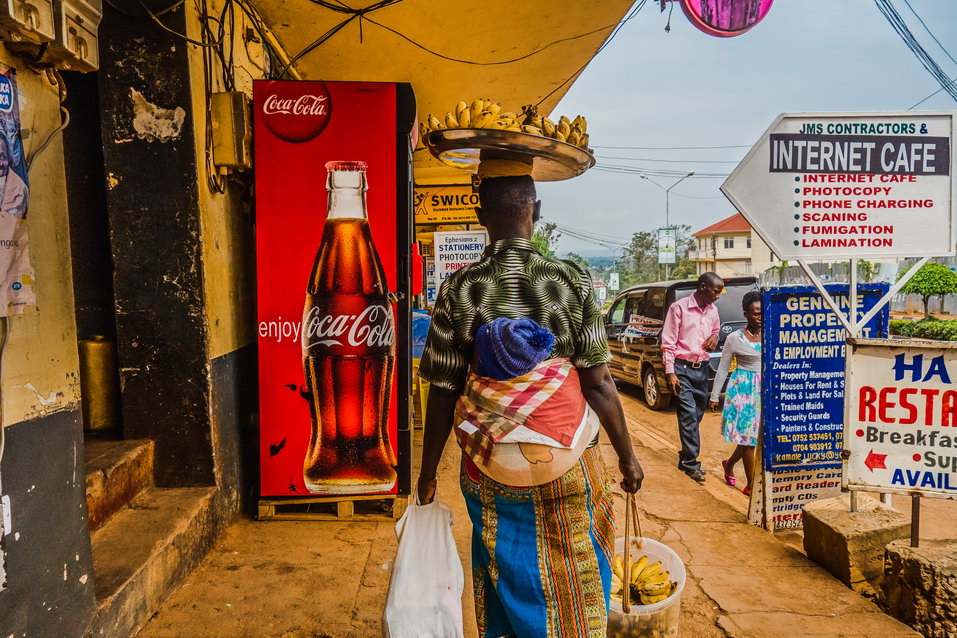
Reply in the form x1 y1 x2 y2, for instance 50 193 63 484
303 305 394 350
261 81 332 143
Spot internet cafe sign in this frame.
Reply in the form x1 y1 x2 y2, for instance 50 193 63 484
414 184 479 224
844 338 957 500
722 112 956 262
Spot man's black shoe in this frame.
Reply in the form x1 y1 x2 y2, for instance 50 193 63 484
687 470 706 484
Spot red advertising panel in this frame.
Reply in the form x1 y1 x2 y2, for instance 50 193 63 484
254 80 414 497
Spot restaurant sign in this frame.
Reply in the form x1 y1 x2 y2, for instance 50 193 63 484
844 338 957 500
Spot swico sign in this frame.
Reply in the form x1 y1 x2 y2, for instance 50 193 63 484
260 80 333 143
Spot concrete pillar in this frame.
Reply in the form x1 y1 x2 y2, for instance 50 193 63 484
802 494 909 597
883 539 957 637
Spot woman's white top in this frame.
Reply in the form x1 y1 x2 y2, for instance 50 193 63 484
709 330 762 403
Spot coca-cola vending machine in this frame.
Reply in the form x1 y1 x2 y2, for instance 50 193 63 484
254 81 415 501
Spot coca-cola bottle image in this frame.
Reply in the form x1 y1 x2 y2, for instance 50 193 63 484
301 161 397 493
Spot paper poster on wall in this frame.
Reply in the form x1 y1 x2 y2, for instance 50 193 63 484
0 67 33 317
433 230 488 287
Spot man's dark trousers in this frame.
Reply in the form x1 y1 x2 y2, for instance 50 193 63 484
674 359 709 475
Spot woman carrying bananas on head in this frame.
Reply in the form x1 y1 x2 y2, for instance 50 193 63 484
416 158 642 638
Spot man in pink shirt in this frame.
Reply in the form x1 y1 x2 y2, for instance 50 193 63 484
661 272 724 483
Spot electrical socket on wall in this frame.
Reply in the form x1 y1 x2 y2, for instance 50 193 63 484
0 494 9 536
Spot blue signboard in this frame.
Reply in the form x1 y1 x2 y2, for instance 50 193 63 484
762 284 889 472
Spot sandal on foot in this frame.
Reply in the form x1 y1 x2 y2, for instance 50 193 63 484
743 487 752 497
722 459 736 486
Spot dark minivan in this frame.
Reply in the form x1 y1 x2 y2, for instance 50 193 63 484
604 276 759 410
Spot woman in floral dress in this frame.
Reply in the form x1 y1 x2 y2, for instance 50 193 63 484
709 291 762 495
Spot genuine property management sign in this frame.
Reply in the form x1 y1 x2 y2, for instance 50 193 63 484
722 112 956 261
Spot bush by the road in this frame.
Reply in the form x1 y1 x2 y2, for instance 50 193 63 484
890 317 957 341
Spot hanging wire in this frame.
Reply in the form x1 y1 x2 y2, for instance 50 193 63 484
534 0 647 109
874 0 957 103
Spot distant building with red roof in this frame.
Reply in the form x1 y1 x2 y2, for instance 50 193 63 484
690 213 780 277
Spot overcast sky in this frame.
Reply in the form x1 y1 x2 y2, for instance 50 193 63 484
537 0 957 257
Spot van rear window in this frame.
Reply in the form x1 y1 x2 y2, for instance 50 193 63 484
674 284 758 323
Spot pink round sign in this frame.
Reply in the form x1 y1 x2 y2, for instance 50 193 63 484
679 0 774 37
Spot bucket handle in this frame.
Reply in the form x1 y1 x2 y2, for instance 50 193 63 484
622 493 644 613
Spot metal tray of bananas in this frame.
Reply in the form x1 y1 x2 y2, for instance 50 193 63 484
421 102 595 182
424 128 595 182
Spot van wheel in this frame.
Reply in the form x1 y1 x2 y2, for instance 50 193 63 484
643 367 671 411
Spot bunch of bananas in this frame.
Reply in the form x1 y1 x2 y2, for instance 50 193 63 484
421 100 590 151
611 553 678 606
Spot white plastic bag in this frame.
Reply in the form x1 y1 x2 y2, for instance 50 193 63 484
382 492 465 638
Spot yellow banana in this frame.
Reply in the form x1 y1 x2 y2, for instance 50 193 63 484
639 571 669 589
469 99 483 121
521 125 543 136
580 133 590 149
572 115 587 134
642 592 669 604
529 115 543 129
541 118 557 137
482 98 493 110
637 560 662 583
455 100 468 118
629 556 648 584
557 120 571 138
614 554 624 578
610 574 623 595
487 102 502 116
445 112 459 129
472 111 494 128
567 131 582 146
506 125 522 132
458 108 471 128
428 114 442 130
554 130 567 142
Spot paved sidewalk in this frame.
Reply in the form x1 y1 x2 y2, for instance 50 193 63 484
140 425 919 637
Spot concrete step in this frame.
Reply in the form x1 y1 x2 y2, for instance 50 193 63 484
90 486 219 638
85 438 155 531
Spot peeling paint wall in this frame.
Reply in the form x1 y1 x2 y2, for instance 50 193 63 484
0 50 94 637
186 0 260 362
2 60 81 425
184 0 262 508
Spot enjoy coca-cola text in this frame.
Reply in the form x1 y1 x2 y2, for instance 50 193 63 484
303 304 394 349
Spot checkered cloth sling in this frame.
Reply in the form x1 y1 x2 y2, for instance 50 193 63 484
454 358 586 466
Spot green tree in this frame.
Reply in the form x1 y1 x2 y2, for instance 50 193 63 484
858 259 879 283
614 224 696 286
531 222 560 258
899 262 957 318
564 252 589 269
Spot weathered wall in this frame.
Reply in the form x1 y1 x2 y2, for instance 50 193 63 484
184 1 263 510
0 54 94 637
98 4 215 488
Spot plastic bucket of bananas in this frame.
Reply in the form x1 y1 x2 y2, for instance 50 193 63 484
608 495 686 638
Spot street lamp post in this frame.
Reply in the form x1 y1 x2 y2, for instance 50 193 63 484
641 172 694 279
